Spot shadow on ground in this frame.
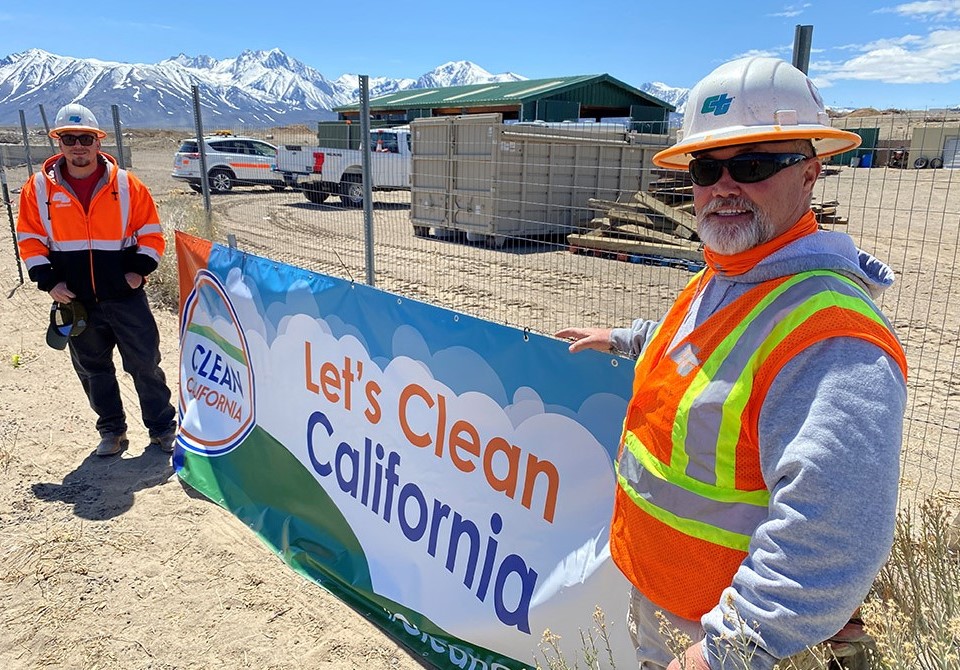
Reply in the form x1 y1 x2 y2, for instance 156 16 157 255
30 441 176 520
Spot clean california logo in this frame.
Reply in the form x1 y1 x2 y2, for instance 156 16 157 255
178 269 256 455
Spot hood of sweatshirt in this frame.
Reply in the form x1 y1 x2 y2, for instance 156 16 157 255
725 229 896 300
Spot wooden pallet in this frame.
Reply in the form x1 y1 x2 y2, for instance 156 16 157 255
570 170 847 265
812 199 848 225
572 178 703 266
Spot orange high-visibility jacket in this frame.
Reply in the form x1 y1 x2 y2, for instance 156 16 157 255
16 153 165 302
610 268 908 621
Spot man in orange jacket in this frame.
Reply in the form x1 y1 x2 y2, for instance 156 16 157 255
16 103 177 457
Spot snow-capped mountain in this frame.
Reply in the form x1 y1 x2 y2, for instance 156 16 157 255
0 48 349 128
0 49 683 129
414 60 525 89
640 81 689 114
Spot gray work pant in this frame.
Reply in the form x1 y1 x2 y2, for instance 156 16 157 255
67 291 176 440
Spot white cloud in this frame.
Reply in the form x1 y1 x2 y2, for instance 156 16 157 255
731 47 788 60
881 0 960 20
813 28 960 84
769 3 812 18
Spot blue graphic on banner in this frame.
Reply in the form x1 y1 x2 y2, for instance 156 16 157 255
177 241 638 668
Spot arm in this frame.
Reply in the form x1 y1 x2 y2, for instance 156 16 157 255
700 338 906 668
124 173 165 279
15 178 61 292
556 317 660 356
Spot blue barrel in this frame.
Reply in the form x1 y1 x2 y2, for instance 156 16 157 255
859 152 873 168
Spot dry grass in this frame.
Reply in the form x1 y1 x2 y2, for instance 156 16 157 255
534 498 960 669
863 501 960 669
535 607 616 670
148 193 212 311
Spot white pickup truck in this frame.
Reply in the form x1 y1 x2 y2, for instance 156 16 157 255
274 127 412 206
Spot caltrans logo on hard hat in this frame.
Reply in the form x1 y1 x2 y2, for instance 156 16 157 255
700 94 734 116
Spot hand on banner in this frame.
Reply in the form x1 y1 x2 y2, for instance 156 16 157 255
554 327 613 354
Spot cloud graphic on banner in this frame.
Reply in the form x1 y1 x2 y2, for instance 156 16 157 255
248 310 618 652
194 260 636 666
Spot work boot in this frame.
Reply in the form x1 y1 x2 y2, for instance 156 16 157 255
150 429 177 453
96 433 128 457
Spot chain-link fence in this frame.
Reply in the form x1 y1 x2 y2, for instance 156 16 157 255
3 92 958 511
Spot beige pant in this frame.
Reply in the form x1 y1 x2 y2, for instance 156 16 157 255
627 586 703 670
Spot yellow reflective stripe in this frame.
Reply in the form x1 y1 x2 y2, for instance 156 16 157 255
711 274 818 486
616 466 751 551
677 271 883 488
624 431 769 506
717 291 883 475
674 273 809 481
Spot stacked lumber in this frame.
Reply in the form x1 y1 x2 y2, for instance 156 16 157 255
566 171 848 267
567 170 703 268
812 199 848 225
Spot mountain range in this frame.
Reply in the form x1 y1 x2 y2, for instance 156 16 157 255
0 48 690 130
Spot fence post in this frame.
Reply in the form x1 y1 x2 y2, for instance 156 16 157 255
1 163 25 284
111 105 126 169
18 110 34 177
360 75 375 286
38 104 56 152
191 85 213 239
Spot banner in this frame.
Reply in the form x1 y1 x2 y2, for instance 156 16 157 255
174 232 637 669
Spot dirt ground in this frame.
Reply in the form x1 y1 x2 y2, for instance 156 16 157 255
0 138 434 670
1 128 958 669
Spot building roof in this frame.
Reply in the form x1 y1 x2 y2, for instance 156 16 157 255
334 74 675 113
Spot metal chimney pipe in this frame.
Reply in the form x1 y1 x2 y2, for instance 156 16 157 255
792 24 814 74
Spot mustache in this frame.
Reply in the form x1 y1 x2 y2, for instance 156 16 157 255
698 197 758 217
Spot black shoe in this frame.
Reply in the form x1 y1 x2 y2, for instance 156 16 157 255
96 433 128 457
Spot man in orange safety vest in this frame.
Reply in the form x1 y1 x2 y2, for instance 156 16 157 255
557 57 907 669
16 104 177 458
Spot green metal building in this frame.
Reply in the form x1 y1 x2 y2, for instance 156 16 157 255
334 74 674 134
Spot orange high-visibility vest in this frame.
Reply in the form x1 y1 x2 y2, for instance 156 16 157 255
17 154 166 269
610 268 908 621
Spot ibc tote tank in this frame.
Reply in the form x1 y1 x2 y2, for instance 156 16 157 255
409 113 670 246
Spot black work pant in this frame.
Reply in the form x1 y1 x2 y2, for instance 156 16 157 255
67 291 176 439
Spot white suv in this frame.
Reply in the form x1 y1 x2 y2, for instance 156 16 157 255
172 134 286 193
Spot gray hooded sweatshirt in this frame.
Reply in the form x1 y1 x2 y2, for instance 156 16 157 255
610 229 907 669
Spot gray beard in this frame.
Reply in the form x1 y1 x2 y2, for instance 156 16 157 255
697 198 775 255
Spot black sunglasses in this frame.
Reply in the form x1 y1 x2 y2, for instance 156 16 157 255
688 153 811 187
59 134 97 147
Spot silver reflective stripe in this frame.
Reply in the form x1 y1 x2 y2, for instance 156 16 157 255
618 446 766 539
32 173 59 249
24 255 49 270
56 239 129 252
677 273 874 485
115 167 131 237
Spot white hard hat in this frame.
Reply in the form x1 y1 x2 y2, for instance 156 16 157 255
49 103 107 139
653 57 861 169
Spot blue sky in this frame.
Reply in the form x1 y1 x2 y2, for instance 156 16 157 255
3 0 959 110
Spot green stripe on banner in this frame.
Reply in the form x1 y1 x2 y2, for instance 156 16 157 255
178 425 530 670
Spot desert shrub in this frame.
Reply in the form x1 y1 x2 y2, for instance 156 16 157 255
862 500 960 669
535 606 616 670
147 194 211 312
536 499 960 669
